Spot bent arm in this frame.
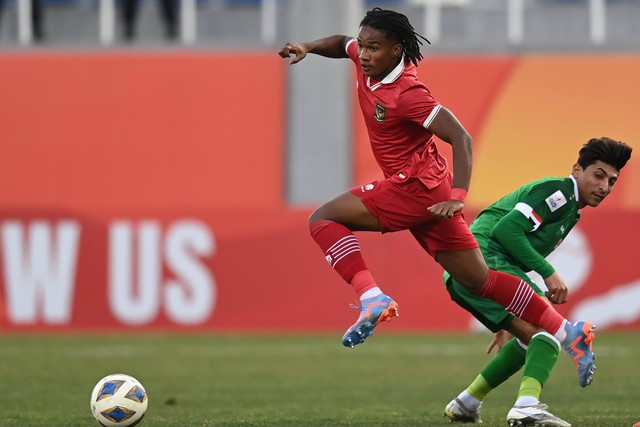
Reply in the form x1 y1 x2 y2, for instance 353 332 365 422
491 210 555 279
428 107 473 192
425 107 472 218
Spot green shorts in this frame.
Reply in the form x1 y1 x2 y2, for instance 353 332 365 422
444 253 545 333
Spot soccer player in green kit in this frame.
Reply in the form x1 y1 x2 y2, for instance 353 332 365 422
443 137 632 426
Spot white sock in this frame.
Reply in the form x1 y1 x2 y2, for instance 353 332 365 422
457 390 481 411
360 287 382 301
554 319 569 344
515 396 539 407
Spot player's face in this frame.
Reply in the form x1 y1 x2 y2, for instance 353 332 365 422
573 160 619 208
357 25 403 82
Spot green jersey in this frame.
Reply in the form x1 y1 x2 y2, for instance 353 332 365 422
472 176 581 279
443 176 582 332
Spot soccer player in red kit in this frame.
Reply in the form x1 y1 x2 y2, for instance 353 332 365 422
278 7 594 380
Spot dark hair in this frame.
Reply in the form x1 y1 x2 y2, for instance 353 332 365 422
577 137 632 171
360 7 430 67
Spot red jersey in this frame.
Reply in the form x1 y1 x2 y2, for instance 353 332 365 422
346 38 449 189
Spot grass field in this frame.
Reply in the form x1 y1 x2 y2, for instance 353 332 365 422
0 332 637 426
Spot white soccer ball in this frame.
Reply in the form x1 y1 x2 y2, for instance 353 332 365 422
90 373 149 427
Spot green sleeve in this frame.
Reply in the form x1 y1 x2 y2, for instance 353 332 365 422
491 209 556 279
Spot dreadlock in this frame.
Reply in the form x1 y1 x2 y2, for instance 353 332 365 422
577 137 633 171
360 7 430 67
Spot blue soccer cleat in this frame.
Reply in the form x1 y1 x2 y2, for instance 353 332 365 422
341 293 399 348
563 321 596 387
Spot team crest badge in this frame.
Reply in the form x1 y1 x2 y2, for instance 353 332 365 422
374 103 387 122
360 183 375 192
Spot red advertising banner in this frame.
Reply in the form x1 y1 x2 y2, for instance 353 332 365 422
1 53 638 332
1 209 639 332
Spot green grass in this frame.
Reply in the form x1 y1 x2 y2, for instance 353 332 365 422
0 332 637 426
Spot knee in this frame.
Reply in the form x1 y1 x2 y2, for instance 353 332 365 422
309 217 334 238
309 209 323 226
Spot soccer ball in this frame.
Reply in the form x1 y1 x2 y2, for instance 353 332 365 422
90 373 148 427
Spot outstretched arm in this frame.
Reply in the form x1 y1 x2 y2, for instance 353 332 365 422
278 35 351 64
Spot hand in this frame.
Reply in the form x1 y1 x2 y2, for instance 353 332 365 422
543 272 569 304
486 330 513 354
278 42 308 65
427 199 464 220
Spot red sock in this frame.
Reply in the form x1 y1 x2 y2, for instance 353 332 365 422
309 220 374 295
350 270 377 297
480 269 565 335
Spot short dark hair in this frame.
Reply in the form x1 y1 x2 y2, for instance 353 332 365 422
360 7 430 67
577 137 632 171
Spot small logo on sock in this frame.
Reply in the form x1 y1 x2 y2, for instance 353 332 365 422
325 254 333 265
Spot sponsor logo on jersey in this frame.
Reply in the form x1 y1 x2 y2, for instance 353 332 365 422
545 190 567 212
374 103 387 122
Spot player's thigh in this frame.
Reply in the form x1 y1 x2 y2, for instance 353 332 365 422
445 274 513 333
435 246 488 292
309 191 380 231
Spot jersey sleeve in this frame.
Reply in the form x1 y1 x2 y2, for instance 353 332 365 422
396 86 442 130
491 210 556 278
491 180 573 278
513 183 572 231
345 38 358 63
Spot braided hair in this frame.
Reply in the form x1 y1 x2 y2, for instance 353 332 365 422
360 7 430 67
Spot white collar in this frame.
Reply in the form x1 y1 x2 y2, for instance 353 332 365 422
569 175 580 209
367 56 405 91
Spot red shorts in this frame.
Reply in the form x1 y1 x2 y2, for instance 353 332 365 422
349 172 479 257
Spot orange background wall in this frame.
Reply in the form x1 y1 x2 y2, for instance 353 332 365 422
0 53 638 332
354 55 640 211
0 52 285 214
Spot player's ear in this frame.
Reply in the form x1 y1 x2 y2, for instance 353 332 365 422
571 163 583 178
393 43 403 59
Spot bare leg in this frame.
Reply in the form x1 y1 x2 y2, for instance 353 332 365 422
437 248 566 342
506 317 543 345
436 248 489 293
309 191 380 231
309 191 398 347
